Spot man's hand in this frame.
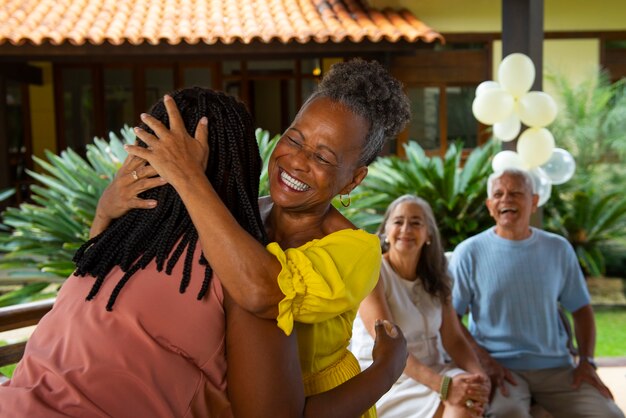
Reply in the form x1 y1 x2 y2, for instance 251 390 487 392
478 351 517 400
572 360 614 399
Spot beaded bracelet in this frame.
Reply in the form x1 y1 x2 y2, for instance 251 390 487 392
439 375 452 401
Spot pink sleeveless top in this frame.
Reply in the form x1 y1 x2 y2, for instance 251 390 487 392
0 246 231 418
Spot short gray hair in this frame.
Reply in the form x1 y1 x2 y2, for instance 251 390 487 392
487 168 536 198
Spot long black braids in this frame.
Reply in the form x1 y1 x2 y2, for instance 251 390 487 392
73 87 267 310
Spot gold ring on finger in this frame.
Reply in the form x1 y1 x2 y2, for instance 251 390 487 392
465 399 475 408
131 170 139 181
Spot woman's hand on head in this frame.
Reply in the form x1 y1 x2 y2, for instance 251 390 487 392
125 94 209 187
371 319 408 384
90 154 166 237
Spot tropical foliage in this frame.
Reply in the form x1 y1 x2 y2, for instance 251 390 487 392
544 189 626 277
337 140 499 250
543 70 626 276
0 128 135 306
256 129 280 197
547 70 626 178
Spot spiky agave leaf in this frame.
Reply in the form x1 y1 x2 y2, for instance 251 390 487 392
0 127 135 303
336 139 498 249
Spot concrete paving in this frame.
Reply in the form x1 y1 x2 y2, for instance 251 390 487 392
597 361 626 414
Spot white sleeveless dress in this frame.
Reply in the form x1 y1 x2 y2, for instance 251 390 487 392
351 258 465 418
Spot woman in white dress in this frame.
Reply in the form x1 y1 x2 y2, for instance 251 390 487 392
351 195 490 418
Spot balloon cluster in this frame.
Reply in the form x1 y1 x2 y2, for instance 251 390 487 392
472 53 576 206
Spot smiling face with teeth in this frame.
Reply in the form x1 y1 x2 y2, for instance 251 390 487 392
486 172 539 240
267 97 369 214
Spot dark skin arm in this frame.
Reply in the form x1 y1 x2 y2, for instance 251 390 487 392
571 304 613 399
226 292 409 418
301 320 407 418
224 292 304 418
126 98 284 318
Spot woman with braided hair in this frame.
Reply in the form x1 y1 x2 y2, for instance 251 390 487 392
0 86 406 418
91 59 412 418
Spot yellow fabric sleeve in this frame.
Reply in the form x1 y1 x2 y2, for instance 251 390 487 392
266 229 381 335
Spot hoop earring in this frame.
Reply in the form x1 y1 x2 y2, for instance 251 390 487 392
339 193 351 208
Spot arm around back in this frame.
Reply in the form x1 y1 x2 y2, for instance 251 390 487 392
226 292 407 418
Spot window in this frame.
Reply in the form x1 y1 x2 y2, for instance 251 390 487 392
391 45 491 156
145 68 174 107
5 80 32 203
61 68 94 155
104 68 134 135
604 39 626 81
406 86 441 150
54 58 326 155
447 85 479 148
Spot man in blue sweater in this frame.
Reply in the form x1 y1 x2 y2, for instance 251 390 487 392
450 168 623 418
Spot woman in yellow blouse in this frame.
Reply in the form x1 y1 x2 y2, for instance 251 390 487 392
94 59 411 417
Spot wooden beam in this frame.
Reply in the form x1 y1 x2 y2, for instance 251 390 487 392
0 342 26 368
0 40 435 62
502 0 544 224
0 299 55 368
0 298 55 332
502 0 544 91
0 63 43 85
392 50 490 84
501 0 544 152
0 74 8 192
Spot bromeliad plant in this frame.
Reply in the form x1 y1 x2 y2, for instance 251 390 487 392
544 189 626 277
0 128 134 306
0 128 280 306
337 140 499 250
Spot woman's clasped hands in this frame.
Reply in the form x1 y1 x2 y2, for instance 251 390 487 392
445 373 490 417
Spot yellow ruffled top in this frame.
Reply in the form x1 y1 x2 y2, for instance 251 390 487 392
267 228 381 417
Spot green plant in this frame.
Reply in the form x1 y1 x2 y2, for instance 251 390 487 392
0 188 15 202
256 128 280 196
547 70 626 190
337 140 499 249
0 127 135 306
544 188 626 277
543 71 626 276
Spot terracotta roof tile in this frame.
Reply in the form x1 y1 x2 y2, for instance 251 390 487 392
0 0 443 47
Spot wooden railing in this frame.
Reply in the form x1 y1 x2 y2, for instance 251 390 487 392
0 298 55 379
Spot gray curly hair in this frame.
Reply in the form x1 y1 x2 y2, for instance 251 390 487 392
303 58 411 166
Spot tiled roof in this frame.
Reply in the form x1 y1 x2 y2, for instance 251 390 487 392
0 0 442 47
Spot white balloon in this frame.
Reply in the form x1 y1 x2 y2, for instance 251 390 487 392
529 167 552 207
491 150 524 172
517 91 558 128
540 148 576 185
476 81 500 97
517 127 555 168
472 88 515 125
493 114 521 141
498 53 536 98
